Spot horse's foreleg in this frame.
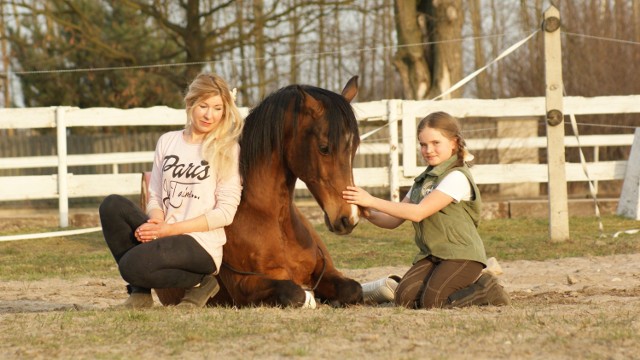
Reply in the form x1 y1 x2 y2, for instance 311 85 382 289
262 279 307 307
218 269 307 307
314 269 363 307
312 249 363 307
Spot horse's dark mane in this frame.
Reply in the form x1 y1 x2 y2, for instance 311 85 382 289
239 84 359 179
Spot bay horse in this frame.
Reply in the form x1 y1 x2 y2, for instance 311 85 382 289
153 76 363 307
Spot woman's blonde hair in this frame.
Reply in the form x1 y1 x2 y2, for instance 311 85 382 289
184 73 243 180
417 111 471 168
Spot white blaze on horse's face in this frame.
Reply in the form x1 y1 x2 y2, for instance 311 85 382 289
344 132 360 226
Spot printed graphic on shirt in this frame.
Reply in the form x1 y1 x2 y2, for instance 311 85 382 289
419 180 436 197
161 155 210 209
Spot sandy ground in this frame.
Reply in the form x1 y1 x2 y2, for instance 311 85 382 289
1 251 639 359
1 253 639 313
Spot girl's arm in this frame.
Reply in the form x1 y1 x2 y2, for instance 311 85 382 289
362 196 410 229
343 186 454 223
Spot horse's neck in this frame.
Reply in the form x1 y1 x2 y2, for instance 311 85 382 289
242 163 297 215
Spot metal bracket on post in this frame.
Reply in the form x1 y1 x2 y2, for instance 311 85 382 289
543 16 560 33
546 109 563 126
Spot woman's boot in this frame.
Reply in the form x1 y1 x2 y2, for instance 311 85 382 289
113 285 153 309
176 274 220 308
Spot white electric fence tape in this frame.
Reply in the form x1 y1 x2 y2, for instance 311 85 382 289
565 98 605 236
0 226 102 242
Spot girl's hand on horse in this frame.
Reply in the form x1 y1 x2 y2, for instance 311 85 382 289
343 186 375 208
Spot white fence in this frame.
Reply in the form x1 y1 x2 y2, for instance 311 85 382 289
1 95 639 227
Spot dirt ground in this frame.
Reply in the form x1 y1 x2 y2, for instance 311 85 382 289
1 253 639 313
1 209 639 358
0 253 639 359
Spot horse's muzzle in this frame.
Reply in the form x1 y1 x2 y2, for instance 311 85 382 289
324 212 358 235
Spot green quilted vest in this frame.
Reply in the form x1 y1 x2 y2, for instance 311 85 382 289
409 155 488 266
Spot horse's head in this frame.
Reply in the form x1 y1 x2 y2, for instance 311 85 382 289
284 76 361 235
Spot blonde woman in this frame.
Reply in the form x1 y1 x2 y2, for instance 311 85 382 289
100 73 243 309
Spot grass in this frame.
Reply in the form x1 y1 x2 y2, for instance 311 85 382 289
321 215 640 268
1 304 638 359
0 215 639 280
0 229 115 281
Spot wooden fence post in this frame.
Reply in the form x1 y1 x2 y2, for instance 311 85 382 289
56 107 69 228
387 100 401 202
544 6 570 241
617 127 640 220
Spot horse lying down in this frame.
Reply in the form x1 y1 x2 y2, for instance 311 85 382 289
150 76 366 308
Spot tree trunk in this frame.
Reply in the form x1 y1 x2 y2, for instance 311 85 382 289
425 0 463 99
184 0 205 83
0 4 10 109
470 0 491 98
358 0 368 97
235 0 248 105
392 0 430 100
253 0 267 99
491 0 505 97
635 0 640 41
317 3 326 87
288 0 299 84
383 0 395 99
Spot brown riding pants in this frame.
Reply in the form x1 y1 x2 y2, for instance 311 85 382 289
395 256 483 309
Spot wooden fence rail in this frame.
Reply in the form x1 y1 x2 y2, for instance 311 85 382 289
1 95 639 227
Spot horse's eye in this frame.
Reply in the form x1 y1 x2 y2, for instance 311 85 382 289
319 144 330 155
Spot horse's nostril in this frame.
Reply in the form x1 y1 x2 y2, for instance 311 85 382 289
341 216 350 229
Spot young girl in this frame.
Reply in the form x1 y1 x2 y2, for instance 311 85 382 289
343 111 509 309
99 73 243 309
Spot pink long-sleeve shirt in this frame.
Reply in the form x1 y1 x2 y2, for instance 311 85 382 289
146 130 242 273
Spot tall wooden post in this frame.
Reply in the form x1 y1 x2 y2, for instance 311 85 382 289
387 100 401 202
543 6 569 241
56 107 69 228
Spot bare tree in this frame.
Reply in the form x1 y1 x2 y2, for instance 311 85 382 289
288 0 300 84
392 0 430 100
469 0 492 98
383 0 397 99
0 0 10 108
635 0 640 41
425 0 464 99
120 0 237 89
252 0 267 99
392 0 464 100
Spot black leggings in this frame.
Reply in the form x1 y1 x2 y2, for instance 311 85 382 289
99 194 216 290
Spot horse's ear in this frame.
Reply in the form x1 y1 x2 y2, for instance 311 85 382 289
341 76 359 103
300 87 324 117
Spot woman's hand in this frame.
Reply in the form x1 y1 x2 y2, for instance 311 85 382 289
342 186 375 208
135 218 169 243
